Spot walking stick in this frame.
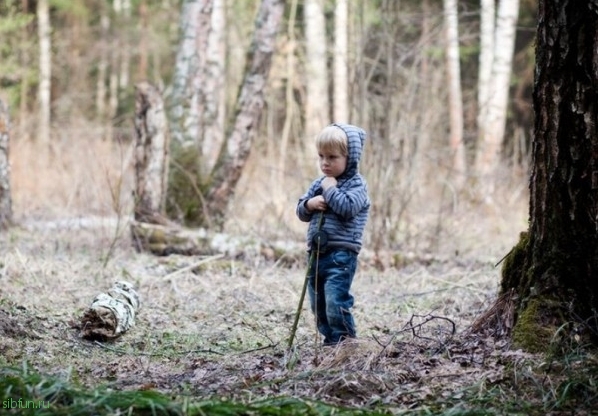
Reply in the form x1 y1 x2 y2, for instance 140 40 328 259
287 212 324 349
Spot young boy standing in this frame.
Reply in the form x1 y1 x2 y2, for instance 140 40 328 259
296 123 370 346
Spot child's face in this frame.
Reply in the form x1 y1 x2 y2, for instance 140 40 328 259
318 147 347 178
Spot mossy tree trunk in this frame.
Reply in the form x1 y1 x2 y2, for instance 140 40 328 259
501 2 598 351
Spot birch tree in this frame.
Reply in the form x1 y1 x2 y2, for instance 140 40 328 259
201 0 226 173
304 0 329 138
477 0 495 146
168 0 213 148
475 0 520 184
205 0 284 227
36 0 51 144
443 0 466 187
333 0 348 122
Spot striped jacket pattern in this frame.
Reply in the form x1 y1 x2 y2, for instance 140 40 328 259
296 123 370 253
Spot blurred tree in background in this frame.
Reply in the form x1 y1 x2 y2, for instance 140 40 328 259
0 0 537 254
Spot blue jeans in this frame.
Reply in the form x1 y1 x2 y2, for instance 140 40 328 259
307 249 358 345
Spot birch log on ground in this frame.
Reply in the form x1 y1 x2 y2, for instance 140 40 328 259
80 281 140 341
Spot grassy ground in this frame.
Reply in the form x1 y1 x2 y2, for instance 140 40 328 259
1 216 596 415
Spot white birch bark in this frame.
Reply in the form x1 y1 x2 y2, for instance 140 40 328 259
443 0 466 187
477 0 495 140
304 0 329 138
201 0 226 173
80 281 140 340
333 0 348 122
168 0 213 147
37 0 51 144
475 0 520 180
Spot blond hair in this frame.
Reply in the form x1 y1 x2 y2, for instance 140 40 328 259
316 125 348 156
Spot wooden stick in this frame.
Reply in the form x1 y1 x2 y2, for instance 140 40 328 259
163 253 225 281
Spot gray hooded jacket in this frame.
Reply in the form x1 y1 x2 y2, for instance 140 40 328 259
296 123 370 253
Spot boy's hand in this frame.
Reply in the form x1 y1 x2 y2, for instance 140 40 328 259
321 176 337 191
307 195 327 211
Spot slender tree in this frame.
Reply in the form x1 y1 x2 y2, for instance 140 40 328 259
499 1 598 350
477 0 495 147
443 0 467 187
168 0 214 148
36 0 51 144
96 9 110 121
304 0 329 138
201 0 226 174
276 0 299 195
475 0 520 185
333 0 348 122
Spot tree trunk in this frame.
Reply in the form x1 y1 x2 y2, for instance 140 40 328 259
201 0 226 174
474 0 519 187
304 0 329 138
277 0 299 214
132 81 170 224
477 0 495 150
0 99 13 229
333 0 349 122
168 0 214 148
137 0 149 81
205 0 284 228
500 2 598 351
36 0 51 145
443 0 467 188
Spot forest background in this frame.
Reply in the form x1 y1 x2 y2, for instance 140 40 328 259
0 0 534 261
7 1 593 414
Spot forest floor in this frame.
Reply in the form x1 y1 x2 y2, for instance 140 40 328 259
2 213 594 415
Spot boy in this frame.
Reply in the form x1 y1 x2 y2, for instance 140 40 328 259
296 123 370 346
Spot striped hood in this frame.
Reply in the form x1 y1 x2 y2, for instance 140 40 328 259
332 123 366 180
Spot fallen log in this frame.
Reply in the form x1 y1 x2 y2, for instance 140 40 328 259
130 220 305 265
80 281 140 341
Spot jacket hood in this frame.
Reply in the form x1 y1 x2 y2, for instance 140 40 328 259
332 123 366 179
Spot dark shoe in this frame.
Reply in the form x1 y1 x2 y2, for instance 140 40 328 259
323 335 355 347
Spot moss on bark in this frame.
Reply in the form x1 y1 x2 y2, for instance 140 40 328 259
500 231 530 295
165 145 209 227
511 297 565 353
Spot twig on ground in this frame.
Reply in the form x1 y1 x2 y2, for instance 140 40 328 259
163 254 225 281
234 342 279 355
92 340 224 356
